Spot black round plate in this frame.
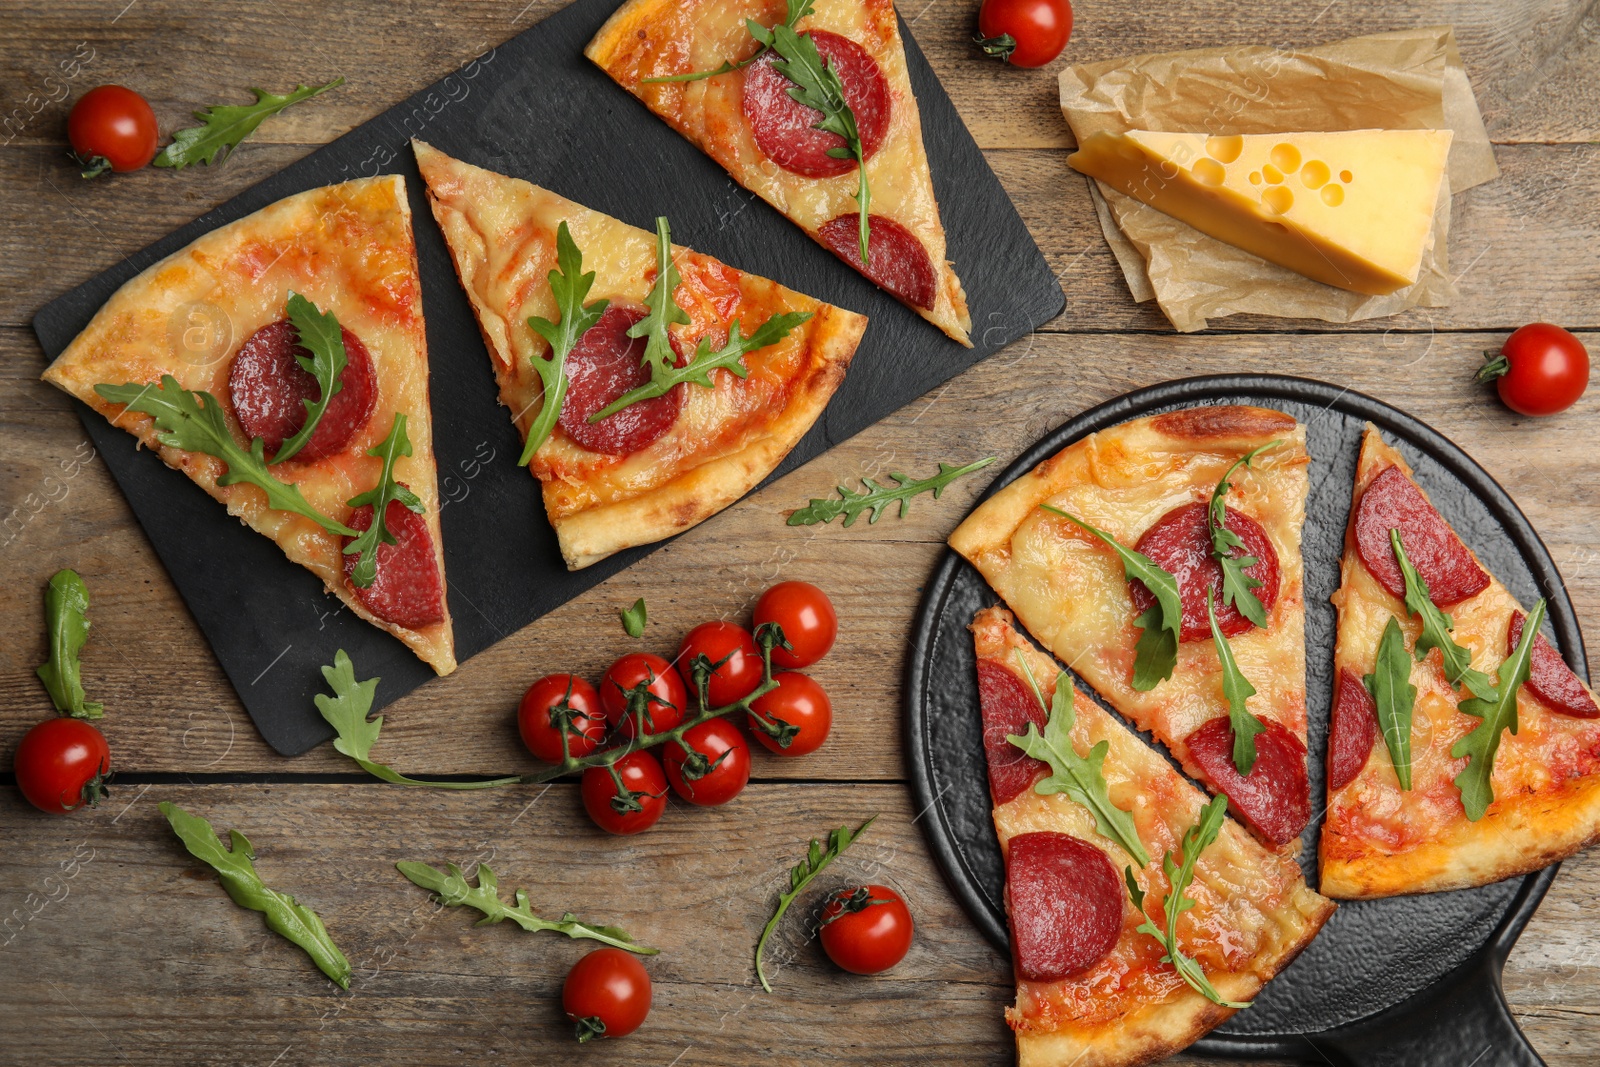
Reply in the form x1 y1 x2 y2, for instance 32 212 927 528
906 375 1579 1060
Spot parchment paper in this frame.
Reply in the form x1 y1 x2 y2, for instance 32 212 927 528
1058 27 1498 331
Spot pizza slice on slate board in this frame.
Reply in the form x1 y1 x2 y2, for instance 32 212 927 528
950 406 1314 851
973 607 1333 1067
1320 427 1600 899
41 176 456 675
585 0 972 347
413 140 867 571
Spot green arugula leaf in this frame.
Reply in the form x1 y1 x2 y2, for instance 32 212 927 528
621 597 648 638
1391 530 1497 701
755 816 876 992
644 0 817 83
270 292 347 465
341 413 425 589
627 217 692 379
36 569 103 720
788 457 995 527
1207 589 1265 775
154 78 344 169
1007 650 1150 866
521 221 609 465
1125 796 1250 1010
95 376 357 538
396 861 657 954
160 801 351 989
1208 442 1279 628
1366 616 1418 790
1453 598 1546 821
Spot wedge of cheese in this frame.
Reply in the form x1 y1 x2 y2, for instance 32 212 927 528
1068 129 1453 296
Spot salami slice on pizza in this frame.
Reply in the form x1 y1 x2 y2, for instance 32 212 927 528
974 608 1333 1067
42 176 456 674
413 140 866 571
1320 427 1600 898
586 0 972 346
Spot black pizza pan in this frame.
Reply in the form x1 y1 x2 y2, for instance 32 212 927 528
906 375 1574 1066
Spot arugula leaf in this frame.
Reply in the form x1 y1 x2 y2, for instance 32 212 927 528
755 816 876 992
1041 505 1182 691
270 292 347 464
36 569 103 720
620 598 648 638
1208 442 1279 628
160 801 351 989
520 221 609 465
1206 589 1265 775
396 861 657 954
341 413 425 589
1366 616 1418 790
95 376 357 538
1125 796 1250 1010
788 457 995 527
1453 598 1546 821
1007 651 1150 866
1391 530 1497 701
154 78 344 169
628 217 691 380
644 0 816 83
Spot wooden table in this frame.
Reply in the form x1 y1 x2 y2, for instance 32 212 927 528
3 2 1598 1064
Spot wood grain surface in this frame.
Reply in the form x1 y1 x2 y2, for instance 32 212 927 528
2 0 1598 1064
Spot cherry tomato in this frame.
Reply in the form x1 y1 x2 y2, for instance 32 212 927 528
818 884 914 975
677 621 764 706
748 672 833 756
581 750 668 835
977 0 1073 68
563 946 652 1042
15 718 110 815
67 85 159 177
754 581 838 669
1478 323 1590 417
663 718 751 806
600 652 687 739
518 674 606 764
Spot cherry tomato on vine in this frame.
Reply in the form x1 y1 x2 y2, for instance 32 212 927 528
518 674 606 764
15 717 111 815
818 884 915 975
976 0 1073 68
581 751 668 835
677 621 763 706
67 85 159 177
663 718 751 806
1478 323 1589 416
754 581 838 669
749 672 833 757
563 946 652 1042
600 652 687 739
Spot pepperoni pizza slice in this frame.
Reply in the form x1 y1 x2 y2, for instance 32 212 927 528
974 607 1333 1067
42 176 456 674
585 0 972 346
1320 427 1600 898
413 141 866 571
950 406 1313 850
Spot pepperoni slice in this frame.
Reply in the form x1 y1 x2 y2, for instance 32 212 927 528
1185 716 1309 847
1327 668 1380 791
1354 465 1489 607
742 29 890 178
557 306 687 456
976 659 1050 805
1127 501 1280 643
817 214 938 311
229 319 376 463
341 494 444 630
1005 832 1123 982
1509 611 1600 718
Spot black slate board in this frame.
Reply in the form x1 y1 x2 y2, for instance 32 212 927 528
30 0 1063 756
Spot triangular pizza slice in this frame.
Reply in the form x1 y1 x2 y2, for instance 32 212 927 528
43 176 456 675
974 607 1333 1067
1320 426 1600 898
413 141 866 571
585 0 972 346
950 406 1313 850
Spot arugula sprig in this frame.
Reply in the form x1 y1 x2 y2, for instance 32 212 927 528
36 569 103 720
788 458 995 527
154 77 344 169
342 414 425 589
1391 530 1496 701
521 221 609 464
1208 443 1279 628
628 217 691 379
644 0 815 83
755 816 877 992
621 598 648 638
1206 589 1265 775
1453 598 1547 821
1125 796 1251 1010
1366 617 1418 790
270 292 347 465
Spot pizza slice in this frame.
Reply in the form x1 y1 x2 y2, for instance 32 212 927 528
950 406 1313 850
974 607 1334 1067
1320 426 1600 898
42 176 456 674
585 0 972 346
413 141 866 571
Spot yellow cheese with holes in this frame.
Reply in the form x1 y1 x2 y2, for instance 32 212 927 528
1068 129 1453 296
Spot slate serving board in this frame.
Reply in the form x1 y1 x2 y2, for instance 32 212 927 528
31 0 1063 755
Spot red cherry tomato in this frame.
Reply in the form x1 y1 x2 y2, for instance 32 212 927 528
677 621 763 706
663 718 751 806
581 751 668 835
754 581 838 669
1479 323 1590 416
748 672 833 756
67 85 159 176
600 652 687 739
15 718 111 815
562 947 652 1042
818 884 915 975
517 674 606 764
977 0 1073 68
